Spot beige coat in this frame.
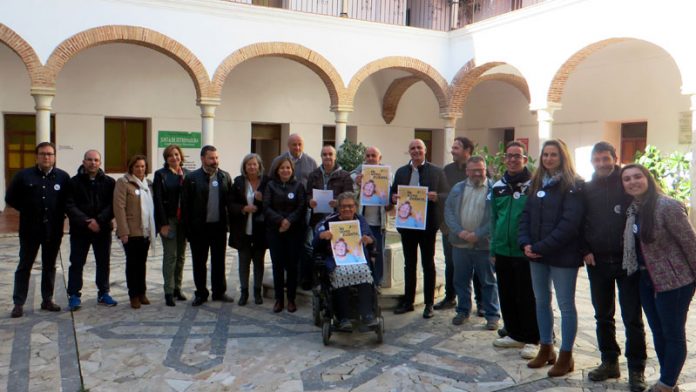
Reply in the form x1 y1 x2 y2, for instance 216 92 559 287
113 174 152 238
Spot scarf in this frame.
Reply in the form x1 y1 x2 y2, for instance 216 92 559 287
622 200 639 276
132 174 156 248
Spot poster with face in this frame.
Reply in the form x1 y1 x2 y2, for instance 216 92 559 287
329 220 367 266
360 165 390 206
395 185 428 230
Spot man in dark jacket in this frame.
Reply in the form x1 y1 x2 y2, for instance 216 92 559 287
66 150 117 311
306 145 354 228
582 142 646 391
6 142 70 318
390 139 449 318
182 145 234 306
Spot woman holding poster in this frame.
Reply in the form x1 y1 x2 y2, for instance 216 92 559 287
314 192 377 331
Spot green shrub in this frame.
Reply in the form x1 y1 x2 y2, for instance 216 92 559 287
474 141 537 180
635 145 691 205
336 139 367 172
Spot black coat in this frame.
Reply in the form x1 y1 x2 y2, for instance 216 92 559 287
229 174 270 250
181 168 233 239
153 165 191 232
390 161 449 233
66 166 115 234
263 177 306 234
581 167 631 259
519 177 585 268
5 165 71 239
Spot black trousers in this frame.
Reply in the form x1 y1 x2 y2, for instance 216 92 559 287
237 237 266 291
495 254 540 344
67 230 112 297
333 283 374 320
13 234 62 305
400 229 437 306
443 233 482 305
587 260 647 370
123 236 150 298
189 223 228 300
267 229 301 301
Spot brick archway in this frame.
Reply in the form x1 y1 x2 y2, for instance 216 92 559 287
447 60 507 115
0 24 45 86
212 42 345 109
346 57 449 112
44 25 212 99
547 38 630 104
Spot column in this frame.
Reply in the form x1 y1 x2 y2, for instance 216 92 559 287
340 0 348 17
441 115 459 165
689 94 696 225
450 0 460 29
198 98 220 147
534 103 562 151
334 109 351 148
31 87 56 144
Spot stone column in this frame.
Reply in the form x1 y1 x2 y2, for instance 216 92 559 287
450 0 460 29
334 110 350 148
31 87 56 144
340 0 348 17
198 98 220 147
441 115 459 165
534 103 561 152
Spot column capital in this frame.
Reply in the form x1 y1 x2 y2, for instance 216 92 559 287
334 110 350 124
197 98 220 118
31 86 56 111
330 105 354 114
30 86 56 97
530 102 562 120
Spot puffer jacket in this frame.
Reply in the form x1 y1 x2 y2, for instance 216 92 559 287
518 176 585 268
263 177 306 234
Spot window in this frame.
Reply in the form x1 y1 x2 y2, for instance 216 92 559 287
323 125 336 147
105 118 147 173
4 114 55 185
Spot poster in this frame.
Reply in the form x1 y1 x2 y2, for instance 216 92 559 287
329 220 367 265
157 131 202 171
312 189 334 214
360 165 390 206
395 185 428 230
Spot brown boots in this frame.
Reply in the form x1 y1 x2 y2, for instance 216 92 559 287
547 350 574 377
527 343 556 368
527 345 574 377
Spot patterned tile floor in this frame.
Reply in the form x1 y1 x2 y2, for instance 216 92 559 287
0 234 695 392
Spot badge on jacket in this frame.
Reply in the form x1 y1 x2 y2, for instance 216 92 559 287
614 204 621 214
212 180 219 187
288 192 295 200
537 190 546 198
54 184 61 191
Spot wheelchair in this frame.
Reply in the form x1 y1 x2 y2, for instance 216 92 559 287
311 248 384 346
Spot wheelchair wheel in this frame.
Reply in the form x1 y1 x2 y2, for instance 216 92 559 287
322 321 332 345
312 294 321 327
375 316 384 344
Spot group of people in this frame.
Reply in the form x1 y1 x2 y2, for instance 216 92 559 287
5 133 694 392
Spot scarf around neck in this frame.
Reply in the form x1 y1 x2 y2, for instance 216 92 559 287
622 200 639 276
130 174 156 248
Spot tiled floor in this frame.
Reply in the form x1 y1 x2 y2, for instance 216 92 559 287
0 232 695 391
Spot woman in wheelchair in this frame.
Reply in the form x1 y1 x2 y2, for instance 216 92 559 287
314 192 378 331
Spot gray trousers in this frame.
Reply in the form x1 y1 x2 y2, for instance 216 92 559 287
160 217 187 295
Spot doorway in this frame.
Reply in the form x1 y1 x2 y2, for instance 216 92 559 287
4 114 55 187
620 122 647 163
251 123 281 174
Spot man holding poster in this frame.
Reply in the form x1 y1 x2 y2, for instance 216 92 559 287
390 139 449 318
314 192 377 331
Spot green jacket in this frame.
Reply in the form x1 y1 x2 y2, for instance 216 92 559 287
490 170 531 257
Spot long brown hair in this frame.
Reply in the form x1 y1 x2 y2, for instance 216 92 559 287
530 139 577 194
620 163 664 243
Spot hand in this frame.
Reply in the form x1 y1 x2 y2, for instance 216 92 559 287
465 232 478 244
427 191 438 201
120 235 129 244
160 225 170 237
457 230 469 240
319 230 332 240
355 173 363 186
391 194 400 204
584 253 596 266
243 205 257 214
309 199 318 209
86 219 100 233
328 200 337 208
524 245 542 259
279 219 291 232
254 191 263 201
361 235 373 245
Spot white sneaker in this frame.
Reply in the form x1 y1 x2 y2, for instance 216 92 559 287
520 344 539 359
493 336 525 348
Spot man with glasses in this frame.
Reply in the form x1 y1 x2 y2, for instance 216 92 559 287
6 142 71 318
489 141 540 359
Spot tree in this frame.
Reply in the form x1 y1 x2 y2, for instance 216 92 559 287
336 139 367 172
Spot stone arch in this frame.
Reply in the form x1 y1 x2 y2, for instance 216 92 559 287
346 57 449 112
0 23 45 86
547 38 631 104
447 60 507 115
44 25 211 99
212 42 345 109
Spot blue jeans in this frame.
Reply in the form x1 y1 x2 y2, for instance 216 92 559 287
452 248 500 321
639 271 694 388
529 262 579 352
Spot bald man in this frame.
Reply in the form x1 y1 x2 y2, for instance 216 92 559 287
270 134 318 187
390 139 449 319
351 146 390 286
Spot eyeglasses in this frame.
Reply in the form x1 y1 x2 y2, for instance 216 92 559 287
338 204 356 210
504 153 525 160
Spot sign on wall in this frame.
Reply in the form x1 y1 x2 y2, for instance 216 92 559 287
678 111 693 145
157 131 201 171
